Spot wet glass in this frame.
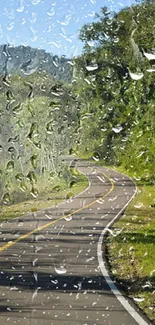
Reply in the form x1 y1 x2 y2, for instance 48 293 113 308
0 0 154 324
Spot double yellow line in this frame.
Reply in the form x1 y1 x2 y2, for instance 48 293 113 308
0 171 114 253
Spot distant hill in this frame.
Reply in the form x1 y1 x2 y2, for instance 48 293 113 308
0 44 72 81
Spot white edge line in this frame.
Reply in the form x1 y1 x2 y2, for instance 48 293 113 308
97 172 151 325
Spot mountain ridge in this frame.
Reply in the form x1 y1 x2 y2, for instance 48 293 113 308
0 44 72 81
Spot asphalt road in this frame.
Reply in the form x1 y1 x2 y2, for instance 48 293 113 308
0 158 152 325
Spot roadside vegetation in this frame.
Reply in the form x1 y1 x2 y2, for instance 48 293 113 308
0 72 79 206
73 0 155 185
71 1 155 322
0 168 88 221
107 184 155 323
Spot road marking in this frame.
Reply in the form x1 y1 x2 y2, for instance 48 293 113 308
97 177 150 325
0 172 114 253
0 163 149 324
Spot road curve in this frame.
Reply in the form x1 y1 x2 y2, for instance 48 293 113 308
0 158 152 325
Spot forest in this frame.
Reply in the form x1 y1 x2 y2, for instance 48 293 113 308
73 0 155 184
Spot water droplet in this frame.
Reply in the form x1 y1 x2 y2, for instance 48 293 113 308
146 68 155 72
32 0 41 5
143 50 155 60
8 147 15 153
30 154 38 169
86 64 98 71
12 102 23 113
64 215 72 221
112 125 123 133
6 160 14 172
133 297 145 302
33 272 38 282
35 234 45 241
17 0 24 12
30 187 39 198
92 152 100 161
55 266 67 274
46 121 53 134
15 173 23 182
0 170 3 179
20 181 28 192
27 171 37 184
2 193 11 204
66 192 73 200
129 70 144 80
32 287 41 301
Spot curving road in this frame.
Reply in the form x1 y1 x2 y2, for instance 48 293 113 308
0 158 152 325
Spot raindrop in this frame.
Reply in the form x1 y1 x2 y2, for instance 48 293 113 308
7 22 14 31
20 181 28 192
137 151 145 158
12 102 23 113
10 286 18 291
129 70 144 80
92 152 100 161
32 0 41 5
64 215 72 221
33 272 38 282
133 297 145 302
15 173 23 182
143 50 155 60
35 246 43 252
32 258 38 266
30 187 39 198
112 126 123 133
27 171 37 184
8 147 15 153
6 160 14 172
30 154 38 169
32 287 41 301
2 193 11 204
45 213 53 220
66 192 73 200
7 307 11 311
86 64 98 71
55 266 67 274
46 121 53 134
17 0 24 12
146 68 155 72
35 234 45 241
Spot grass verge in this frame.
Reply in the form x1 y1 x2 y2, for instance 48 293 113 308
0 170 88 222
107 185 155 323
76 155 155 322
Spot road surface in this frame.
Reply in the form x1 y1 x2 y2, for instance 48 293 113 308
0 158 152 325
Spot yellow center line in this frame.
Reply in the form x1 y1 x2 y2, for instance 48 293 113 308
0 171 114 253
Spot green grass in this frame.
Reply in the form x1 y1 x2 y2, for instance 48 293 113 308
76 155 155 322
107 185 155 322
0 171 88 221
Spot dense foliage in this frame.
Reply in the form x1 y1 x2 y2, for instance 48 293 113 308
0 71 78 204
73 0 155 183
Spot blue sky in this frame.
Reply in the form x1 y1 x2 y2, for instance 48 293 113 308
0 0 137 57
